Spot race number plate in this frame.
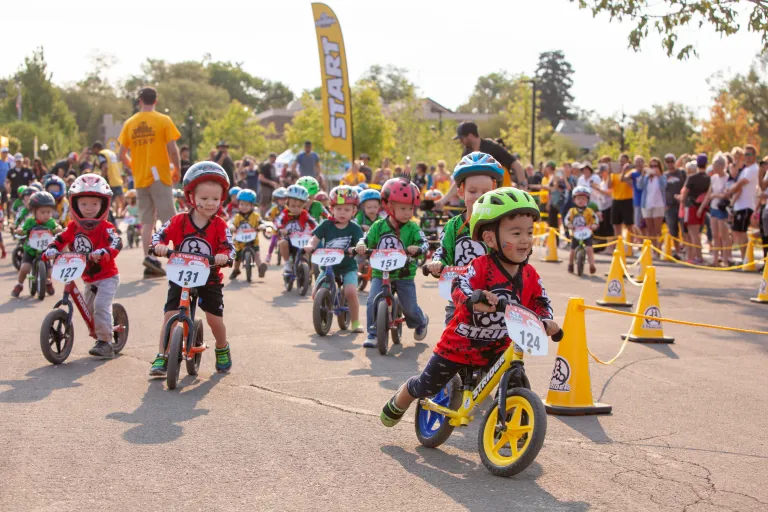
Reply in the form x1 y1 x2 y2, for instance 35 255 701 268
166 253 211 287
29 230 53 251
289 232 312 249
52 253 87 283
234 228 257 243
123 215 137 226
370 249 407 271
438 265 467 300
573 227 592 241
311 249 345 266
504 303 548 356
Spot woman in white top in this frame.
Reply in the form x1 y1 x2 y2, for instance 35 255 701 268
700 153 731 267
576 163 601 205
637 157 666 250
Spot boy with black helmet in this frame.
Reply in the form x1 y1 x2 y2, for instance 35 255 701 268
12 191 61 298
380 187 559 427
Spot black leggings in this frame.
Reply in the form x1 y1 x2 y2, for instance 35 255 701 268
406 353 467 398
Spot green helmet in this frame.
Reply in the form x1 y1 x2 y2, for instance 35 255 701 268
470 187 540 242
17 185 27 196
296 176 320 196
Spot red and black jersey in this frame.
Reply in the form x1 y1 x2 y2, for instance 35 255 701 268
435 254 554 366
151 212 235 284
48 220 122 283
275 209 317 235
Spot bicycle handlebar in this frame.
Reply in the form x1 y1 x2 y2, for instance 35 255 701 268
149 248 233 268
467 290 563 342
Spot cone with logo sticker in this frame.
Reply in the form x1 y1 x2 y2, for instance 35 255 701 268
545 297 612 415
596 250 633 308
742 238 757 272
621 266 674 343
749 261 768 304
541 228 561 263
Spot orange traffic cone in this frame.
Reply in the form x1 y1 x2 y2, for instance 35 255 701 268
742 238 756 272
541 228 560 263
545 297 612 416
635 239 654 283
621 266 674 343
596 250 633 308
750 261 768 304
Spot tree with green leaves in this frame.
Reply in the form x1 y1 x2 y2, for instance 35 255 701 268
573 0 768 59
712 52 768 144
457 71 517 114
351 82 396 164
207 61 294 112
594 122 655 160
499 78 555 164
535 51 575 126
633 103 697 157
359 65 415 103
201 100 268 160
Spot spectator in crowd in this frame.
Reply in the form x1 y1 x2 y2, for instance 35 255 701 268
372 167 392 187
214 141 235 186
241 158 259 192
6 153 34 203
701 153 730 266
759 156 768 259
432 160 452 196
547 163 566 231
412 162 430 194
595 163 614 240
664 153 686 257
92 140 125 216
608 153 635 242
628 156 648 237
259 153 280 216
179 145 192 181
292 141 325 190
51 152 79 178
79 148 93 174
341 161 367 186
32 157 47 181
539 162 552 213
576 162 601 205
680 155 710 264
358 153 373 182
726 144 760 260
637 157 666 251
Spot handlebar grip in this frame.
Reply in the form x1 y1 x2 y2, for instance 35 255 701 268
421 265 431 277
552 329 564 342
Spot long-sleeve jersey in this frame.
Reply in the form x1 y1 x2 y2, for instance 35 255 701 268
152 212 235 284
435 254 553 366
275 209 317 236
432 213 487 267
48 220 122 282
21 217 59 256
361 217 428 280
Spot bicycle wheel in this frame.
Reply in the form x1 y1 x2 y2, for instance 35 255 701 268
415 375 462 448
166 325 184 390
12 246 22 270
127 226 134 248
297 261 311 296
576 247 585 277
337 291 350 331
391 296 403 345
478 387 547 477
313 287 333 336
376 299 389 355
244 249 253 283
36 259 47 301
185 319 204 376
40 309 74 365
284 273 294 292
111 303 129 354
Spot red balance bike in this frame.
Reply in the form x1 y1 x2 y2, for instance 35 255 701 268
40 252 129 364
366 248 414 355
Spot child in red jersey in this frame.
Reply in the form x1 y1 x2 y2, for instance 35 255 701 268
149 162 235 376
275 184 318 275
380 187 560 427
45 175 122 358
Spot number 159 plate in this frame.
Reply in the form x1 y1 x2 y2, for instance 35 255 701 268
166 253 211 287
504 304 548 356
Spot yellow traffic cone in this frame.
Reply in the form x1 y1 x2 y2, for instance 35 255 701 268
621 266 674 343
545 297 612 416
616 236 628 266
742 238 756 272
749 261 768 304
635 240 653 283
541 228 561 263
661 223 669 237
662 232 673 261
596 250 633 308
623 231 634 257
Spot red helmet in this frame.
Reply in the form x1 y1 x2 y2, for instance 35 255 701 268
381 178 420 216
68 174 113 231
182 161 230 204
315 190 329 202
329 185 359 206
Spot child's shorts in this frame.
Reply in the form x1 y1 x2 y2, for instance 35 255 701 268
339 269 357 286
22 251 37 265
570 236 593 249
235 244 259 260
164 282 224 317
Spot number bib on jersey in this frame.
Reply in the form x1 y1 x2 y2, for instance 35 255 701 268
504 303 548 356
166 253 211 287
29 230 53 251
311 249 345 266
438 265 467 300
289 232 312 249
234 228 257 243
52 253 87 283
370 249 407 271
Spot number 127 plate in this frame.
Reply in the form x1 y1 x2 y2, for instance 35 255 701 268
504 304 548 356
52 253 87 283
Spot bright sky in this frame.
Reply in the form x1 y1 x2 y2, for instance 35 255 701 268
5 0 765 120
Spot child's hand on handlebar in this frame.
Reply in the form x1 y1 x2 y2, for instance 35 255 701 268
153 244 169 257
214 254 229 266
406 245 419 256
542 319 560 337
355 244 367 255
426 261 443 276
89 252 102 263
473 291 499 313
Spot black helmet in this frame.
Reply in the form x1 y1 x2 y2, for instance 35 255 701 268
30 191 56 210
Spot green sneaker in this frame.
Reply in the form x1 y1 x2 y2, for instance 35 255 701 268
380 396 406 427
215 344 232 373
149 354 168 376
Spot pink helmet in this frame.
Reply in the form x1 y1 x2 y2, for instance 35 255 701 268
68 174 113 231
381 178 420 216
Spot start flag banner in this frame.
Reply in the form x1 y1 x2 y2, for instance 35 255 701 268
311 3 353 162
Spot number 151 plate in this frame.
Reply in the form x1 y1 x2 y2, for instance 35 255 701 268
52 253 87 283
504 304 548 356
166 253 210 287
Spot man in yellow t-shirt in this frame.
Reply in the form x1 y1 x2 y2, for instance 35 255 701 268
607 154 635 238
92 140 125 216
118 87 181 276
340 163 367 186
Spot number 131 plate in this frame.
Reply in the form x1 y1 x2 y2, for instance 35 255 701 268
504 304 548 356
166 253 211 287
53 253 87 283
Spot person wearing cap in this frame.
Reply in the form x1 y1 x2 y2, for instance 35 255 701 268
213 140 235 187
663 153 686 256
291 141 325 190
679 153 711 263
724 144 760 259
6 151 34 202
50 152 79 180
92 140 125 216
358 153 372 182
118 86 181 277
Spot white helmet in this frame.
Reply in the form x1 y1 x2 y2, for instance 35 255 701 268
69 174 113 230
285 184 309 202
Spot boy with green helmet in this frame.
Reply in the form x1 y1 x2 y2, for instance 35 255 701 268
380 186 560 428
296 176 329 223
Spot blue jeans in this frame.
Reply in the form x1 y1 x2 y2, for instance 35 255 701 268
366 278 426 337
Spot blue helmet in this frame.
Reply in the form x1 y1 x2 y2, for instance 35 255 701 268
286 184 309 202
44 176 66 200
452 151 505 186
359 189 381 205
237 188 257 204
229 186 242 198
272 187 288 199
357 183 368 190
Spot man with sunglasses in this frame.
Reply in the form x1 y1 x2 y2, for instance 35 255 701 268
726 144 760 259
663 153 686 256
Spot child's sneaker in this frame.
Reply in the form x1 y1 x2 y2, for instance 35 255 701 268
258 262 268 278
351 320 364 333
567 264 574 274
363 336 377 348
589 265 597 275
10 283 22 298
46 281 55 296
215 344 232 373
229 268 241 280
283 260 292 274
380 396 406 427
414 314 429 341
88 341 114 358
149 354 168 376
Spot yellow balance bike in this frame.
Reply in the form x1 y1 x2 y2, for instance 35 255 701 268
415 289 563 477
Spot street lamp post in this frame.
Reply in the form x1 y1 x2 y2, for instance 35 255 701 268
524 79 537 166
181 107 200 161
